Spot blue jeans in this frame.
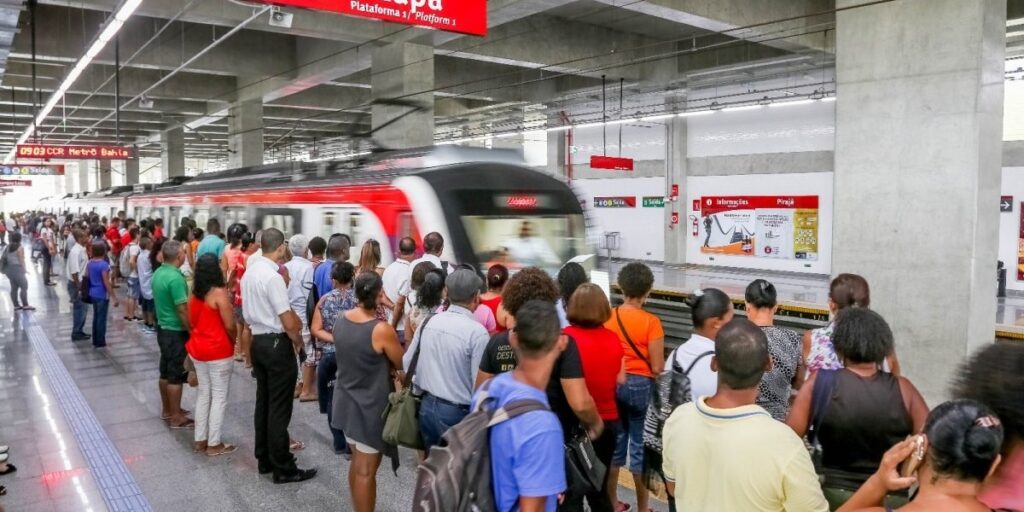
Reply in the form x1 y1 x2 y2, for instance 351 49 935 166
419 393 470 452
614 374 652 474
91 299 109 348
67 280 88 337
316 350 348 454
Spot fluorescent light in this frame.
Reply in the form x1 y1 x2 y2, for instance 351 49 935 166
546 126 571 133
721 104 764 112
769 99 815 108
820 97 836 102
678 110 714 117
4 0 142 163
640 114 675 122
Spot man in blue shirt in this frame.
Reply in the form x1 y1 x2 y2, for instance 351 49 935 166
195 218 226 260
312 234 351 297
474 300 567 512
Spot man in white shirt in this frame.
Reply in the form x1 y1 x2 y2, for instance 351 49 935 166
383 237 416 338
39 217 57 286
283 234 316 401
241 228 316 484
66 229 90 341
396 232 451 318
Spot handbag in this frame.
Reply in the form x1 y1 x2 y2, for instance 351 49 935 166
564 427 607 494
381 313 436 450
807 369 838 474
80 261 94 305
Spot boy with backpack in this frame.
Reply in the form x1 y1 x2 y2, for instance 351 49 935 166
119 226 142 322
414 300 567 512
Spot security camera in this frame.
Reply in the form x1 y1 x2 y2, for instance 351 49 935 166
269 7 293 28
139 95 154 109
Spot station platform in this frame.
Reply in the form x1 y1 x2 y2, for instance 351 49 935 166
609 262 1024 342
0 268 655 512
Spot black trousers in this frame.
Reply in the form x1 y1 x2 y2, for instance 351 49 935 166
41 250 53 283
251 333 299 477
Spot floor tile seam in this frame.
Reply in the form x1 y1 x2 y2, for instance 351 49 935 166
23 314 155 512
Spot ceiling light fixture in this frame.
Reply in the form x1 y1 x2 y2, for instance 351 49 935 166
4 0 144 163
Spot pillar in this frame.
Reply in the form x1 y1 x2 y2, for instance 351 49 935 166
832 0 1005 402
97 160 112 189
63 165 75 195
371 42 434 149
161 127 185 180
124 158 140 186
546 128 567 177
664 116 687 265
228 98 264 168
77 161 90 193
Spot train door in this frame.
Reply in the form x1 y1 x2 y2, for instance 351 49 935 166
169 207 182 231
255 208 302 239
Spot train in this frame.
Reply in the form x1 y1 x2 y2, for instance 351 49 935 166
43 146 598 276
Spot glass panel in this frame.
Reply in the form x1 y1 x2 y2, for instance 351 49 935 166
460 215 588 275
193 208 210 230
322 210 337 240
223 207 249 228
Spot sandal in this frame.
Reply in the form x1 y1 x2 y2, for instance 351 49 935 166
615 502 632 512
298 394 318 403
169 419 195 430
0 463 15 476
22 306 35 311
0 484 5 496
289 439 305 451
161 409 191 420
206 444 237 457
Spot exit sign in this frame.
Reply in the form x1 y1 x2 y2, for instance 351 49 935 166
642 196 665 208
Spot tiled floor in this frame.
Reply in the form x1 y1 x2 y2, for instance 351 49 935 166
1 262 656 512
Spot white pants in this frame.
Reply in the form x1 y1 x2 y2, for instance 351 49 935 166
193 357 234 446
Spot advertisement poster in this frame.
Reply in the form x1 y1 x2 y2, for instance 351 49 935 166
699 195 819 261
1018 202 1024 280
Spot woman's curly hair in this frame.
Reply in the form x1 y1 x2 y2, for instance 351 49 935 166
501 267 559 316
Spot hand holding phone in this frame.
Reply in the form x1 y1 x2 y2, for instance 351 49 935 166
900 435 927 478
874 436 923 492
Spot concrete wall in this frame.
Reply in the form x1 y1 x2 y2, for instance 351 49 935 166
572 177 666 261
687 100 835 157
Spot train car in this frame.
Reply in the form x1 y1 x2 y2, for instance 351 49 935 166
116 147 596 275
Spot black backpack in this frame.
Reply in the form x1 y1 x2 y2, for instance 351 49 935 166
413 379 548 512
305 262 323 326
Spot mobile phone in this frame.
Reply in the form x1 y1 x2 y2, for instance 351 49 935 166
900 435 926 477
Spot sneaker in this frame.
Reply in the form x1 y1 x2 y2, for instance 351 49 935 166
140 325 156 335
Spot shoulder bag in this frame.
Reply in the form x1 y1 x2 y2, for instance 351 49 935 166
615 306 654 374
80 261 94 305
565 426 608 494
808 369 838 474
382 313 436 450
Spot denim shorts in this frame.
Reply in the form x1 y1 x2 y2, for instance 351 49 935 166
125 277 140 299
613 374 653 474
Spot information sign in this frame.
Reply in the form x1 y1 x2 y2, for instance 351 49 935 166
16 144 134 160
642 196 665 208
0 178 31 186
255 0 487 36
594 196 636 208
0 164 64 176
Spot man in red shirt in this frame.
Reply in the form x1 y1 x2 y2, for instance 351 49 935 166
120 219 135 249
106 217 123 284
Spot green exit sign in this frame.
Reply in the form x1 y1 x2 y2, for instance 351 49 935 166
642 196 665 208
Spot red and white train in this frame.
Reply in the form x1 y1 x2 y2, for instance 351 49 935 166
49 147 596 274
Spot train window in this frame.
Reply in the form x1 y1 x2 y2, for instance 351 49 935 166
169 207 182 231
223 207 249 228
322 211 337 239
133 207 144 220
349 212 361 246
255 208 302 238
193 207 210 230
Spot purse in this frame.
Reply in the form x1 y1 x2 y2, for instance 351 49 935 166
564 427 607 494
381 313 435 450
807 369 838 475
80 262 94 305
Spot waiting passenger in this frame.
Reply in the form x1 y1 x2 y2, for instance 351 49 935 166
186 253 238 457
66 229 90 339
309 261 357 456
408 232 450 275
284 234 316 403
478 264 508 332
404 268 489 451
954 342 1024 511
196 218 226 260
86 240 119 348
383 237 416 340
307 236 327 266
562 283 624 512
837 399 1004 512
1 232 31 311
745 279 804 421
605 262 666 512
152 240 192 429
403 263 444 346
787 308 928 510
332 271 404 512
476 300 567 512
174 226 196 290
139 237 160 334
313 233 351 298
357 239 392 321
556 261 589 328
662 318 828 512
803 273 901 376
121 226 142 322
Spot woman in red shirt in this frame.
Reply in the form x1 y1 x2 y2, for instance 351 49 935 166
480 264 508 331
563 283 625 512
187 253 238 457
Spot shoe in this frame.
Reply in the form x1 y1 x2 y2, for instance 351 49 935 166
258 462 273 475
0 453 7 463
71 335 90 341
0 445 6 454
273 468 317 484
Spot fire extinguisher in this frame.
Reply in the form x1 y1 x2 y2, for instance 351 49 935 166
690 215 699 237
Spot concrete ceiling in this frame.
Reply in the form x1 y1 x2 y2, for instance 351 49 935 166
0 0 1014 164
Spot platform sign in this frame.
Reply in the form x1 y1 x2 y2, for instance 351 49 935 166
1002 196 1013 212
16 144 134 160
699 195 819 261
255 0 487 36
642 196 665 208
590 155 634 171
0 178 31 186
594 196 635 208
0 164 64 175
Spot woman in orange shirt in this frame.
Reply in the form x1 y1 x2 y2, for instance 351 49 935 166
604 262 664 512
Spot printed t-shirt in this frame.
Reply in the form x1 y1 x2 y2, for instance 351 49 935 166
474 372 565 512
604 306 664 378
479 331 584 435
564 325 624 421
152 263 189 331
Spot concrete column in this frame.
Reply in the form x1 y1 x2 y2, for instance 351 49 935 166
97 160 112 189
833 0 1005 402
161 127 185 180
371 42 434 149
228 98 264 168
124 158 140 186
77 161 90 193
664 116 687 265
63 165 74 195
547 128 567 177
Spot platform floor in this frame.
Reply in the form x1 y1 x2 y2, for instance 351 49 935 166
619 262 1024 337
0 266 655 512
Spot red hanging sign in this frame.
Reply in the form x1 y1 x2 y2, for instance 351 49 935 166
16 144 134 160
255 0 487 36
589 155 634 171
0 178 31 186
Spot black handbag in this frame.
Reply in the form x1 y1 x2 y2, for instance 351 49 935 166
564 428 607 494
80 262 94 304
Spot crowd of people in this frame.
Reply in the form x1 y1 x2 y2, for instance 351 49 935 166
0 208 1022 512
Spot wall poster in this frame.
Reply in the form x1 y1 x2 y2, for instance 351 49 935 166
699 195 820 261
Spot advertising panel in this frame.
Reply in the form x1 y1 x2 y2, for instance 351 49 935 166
255 0 487 36
699 195 819 261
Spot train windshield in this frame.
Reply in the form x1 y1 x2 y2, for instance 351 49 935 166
461 214 589 275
